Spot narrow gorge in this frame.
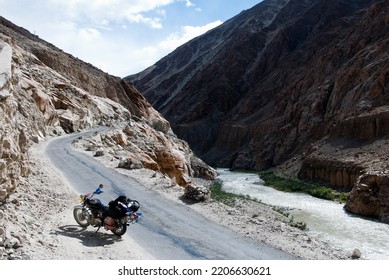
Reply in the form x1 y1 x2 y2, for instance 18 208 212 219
128 0 389 222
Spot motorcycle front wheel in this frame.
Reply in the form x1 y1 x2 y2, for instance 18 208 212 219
73 206 90 227
112 223 127 236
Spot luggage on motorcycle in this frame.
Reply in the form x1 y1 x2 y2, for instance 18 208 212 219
108 195 129 218
110 195 128 206
109 195 140 213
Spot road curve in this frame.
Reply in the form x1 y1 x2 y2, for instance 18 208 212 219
45 127 298 260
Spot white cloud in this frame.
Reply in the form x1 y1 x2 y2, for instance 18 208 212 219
77 28 102 43
47 0 178 29
121 20 223 75
159 20 222 50
127 13 163 29
0 0 223 76
184 0 195 7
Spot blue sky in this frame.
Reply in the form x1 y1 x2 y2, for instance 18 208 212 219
0 0 262 77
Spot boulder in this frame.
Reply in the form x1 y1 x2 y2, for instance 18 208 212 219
118 157 143 170
109 130 128 146
190 157 218 180
0 189 7 202
154 149 190 186
94 150 104 157
351 248 362 259
58 110 80 133
183 184 210 202
345 172 389 223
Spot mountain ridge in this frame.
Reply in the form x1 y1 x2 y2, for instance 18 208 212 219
127 0 388 171
0 15 216 206
127 0 389 222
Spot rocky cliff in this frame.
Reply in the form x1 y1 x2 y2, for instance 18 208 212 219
0 16 216 206
127 0 389 221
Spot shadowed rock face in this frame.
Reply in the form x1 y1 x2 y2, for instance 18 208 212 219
298 158 364 191
127 0 388 171
127 0 389 222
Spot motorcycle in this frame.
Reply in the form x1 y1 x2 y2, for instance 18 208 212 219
73 184 141 236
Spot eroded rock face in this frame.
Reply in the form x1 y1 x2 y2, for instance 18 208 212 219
298 158 364 191
72 125 217 187
127 0 389 220
1 34 132 202
345 172 389 223
330 110 389 141
1 39 34 202
128 0 389 172
0 16 170 134
0 16 216 205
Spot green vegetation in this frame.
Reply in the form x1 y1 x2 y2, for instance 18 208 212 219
209 181 249 207
260 172 348 203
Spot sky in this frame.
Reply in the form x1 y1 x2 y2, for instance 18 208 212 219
0 0 262 77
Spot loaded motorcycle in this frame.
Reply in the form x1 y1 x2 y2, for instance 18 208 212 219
73 184 141 236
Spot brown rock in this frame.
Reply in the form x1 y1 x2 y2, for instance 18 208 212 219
118 156 143 170
183 184 210 202
345 172 389 223
154 149 189 186
298 157 364 191
110 131 128 146
0 189 7 201
139 154 160 171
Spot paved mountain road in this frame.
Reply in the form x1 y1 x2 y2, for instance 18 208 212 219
45 127 298 260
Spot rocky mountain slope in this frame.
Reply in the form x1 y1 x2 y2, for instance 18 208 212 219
127 0 389 222
0 16 216 208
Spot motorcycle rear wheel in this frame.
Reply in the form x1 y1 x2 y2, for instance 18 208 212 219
111 223 127 236
73 206 90 227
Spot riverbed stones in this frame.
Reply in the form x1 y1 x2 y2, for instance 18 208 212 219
351 248 362 259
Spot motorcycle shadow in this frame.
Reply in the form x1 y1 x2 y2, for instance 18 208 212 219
56 225 123 247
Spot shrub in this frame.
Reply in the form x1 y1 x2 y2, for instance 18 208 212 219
209 181 237 206
260 172 347 202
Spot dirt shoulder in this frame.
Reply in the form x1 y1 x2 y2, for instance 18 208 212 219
0 137 153 260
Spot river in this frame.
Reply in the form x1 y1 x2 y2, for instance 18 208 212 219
217 168 389 260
